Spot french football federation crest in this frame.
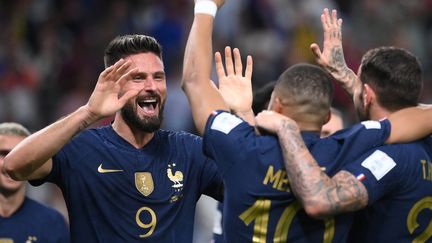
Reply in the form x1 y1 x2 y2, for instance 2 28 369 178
167 163 184 190
135 172 154 196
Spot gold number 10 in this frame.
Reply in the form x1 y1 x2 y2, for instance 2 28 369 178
240 199 334 243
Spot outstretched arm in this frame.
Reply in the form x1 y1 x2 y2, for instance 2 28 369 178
181 0 227 135
386 105 432 143
4 59 139 180
181 0 253 134
311 8 360 98
255 111 368 218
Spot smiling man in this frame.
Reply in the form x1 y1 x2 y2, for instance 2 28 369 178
4 35 223 242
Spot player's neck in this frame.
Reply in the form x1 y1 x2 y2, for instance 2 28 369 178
297 121 321 133
0 186 25 217
369 105 392 121
112 118 155 149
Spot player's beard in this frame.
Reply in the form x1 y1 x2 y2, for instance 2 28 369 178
121 99 165 133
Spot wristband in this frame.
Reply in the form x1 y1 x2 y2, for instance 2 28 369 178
194 1 218 18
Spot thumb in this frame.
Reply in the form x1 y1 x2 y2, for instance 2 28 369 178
118 90 140 106
310 43 322 60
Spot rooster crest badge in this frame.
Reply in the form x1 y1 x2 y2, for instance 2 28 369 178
167 163 184 191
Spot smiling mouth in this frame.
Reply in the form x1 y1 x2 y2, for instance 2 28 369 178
137 98 159 114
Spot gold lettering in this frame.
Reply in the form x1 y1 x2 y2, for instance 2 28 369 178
428 161 432 181
421 160 427 180
277 171 289 191
263 166 281 189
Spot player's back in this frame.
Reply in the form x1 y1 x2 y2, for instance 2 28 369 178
346 137 432 242
204 111 392 242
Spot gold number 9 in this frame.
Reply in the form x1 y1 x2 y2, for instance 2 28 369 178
136 207 157 238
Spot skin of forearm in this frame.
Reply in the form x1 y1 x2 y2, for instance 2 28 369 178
277 119 367 218
4 105 99 180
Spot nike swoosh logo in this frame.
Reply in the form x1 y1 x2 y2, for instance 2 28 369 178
97 164 124 173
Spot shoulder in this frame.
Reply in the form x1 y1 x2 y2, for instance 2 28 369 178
23 198 66 223
159 129 203 144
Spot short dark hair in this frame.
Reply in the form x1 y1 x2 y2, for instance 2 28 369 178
360 46 422 111
104 34 163 68
274 63 333 123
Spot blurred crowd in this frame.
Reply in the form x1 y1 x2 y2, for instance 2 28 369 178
1 0 432 239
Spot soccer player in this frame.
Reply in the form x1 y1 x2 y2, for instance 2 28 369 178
255 9 432 242
4 35 223 241
182 1 422 241
0 122 69 243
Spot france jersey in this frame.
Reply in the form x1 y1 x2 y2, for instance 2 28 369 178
343 138 432 242
204 111 391 243
0 197 69 243
31 126 223 242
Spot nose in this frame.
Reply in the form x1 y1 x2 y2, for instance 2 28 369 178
142 77 157 91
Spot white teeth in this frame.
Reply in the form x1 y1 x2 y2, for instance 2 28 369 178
142 99 156 103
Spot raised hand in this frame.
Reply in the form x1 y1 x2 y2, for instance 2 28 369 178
310 8 359 97
86 59 140 119
215 46 254 123
255 110 298 135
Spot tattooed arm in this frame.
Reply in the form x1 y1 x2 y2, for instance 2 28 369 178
255 111 368 218
311 8 360 98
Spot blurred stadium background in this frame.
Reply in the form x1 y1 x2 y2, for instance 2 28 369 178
1 0 431 241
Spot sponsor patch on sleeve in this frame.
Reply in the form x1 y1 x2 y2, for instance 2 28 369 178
361 150 396 181
210 112 243 134
361 120 381 129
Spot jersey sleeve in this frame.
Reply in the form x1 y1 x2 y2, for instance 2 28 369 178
342 145 404 205
332 119 391 149
29 134 83 187
203 111 255 176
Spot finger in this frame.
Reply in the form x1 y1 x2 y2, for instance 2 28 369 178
323 8 330 30
116 67 139 87
102 58 127 79
118 89 140 106
321 14 330 41
224 46 235 75
214 52 226 79
310 43 322 59
337 18 343 40
245 55 253 80
233 48 243 76
100 65 115 78
112 60 132 80
331 9 338 26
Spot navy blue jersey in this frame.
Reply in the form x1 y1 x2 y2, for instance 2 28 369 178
204 111 391 243
343 138 432 242
31 126 223 242
0 197 69 242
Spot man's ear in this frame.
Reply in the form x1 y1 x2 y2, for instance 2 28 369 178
363 84 376 107
324 110 331 125
273 97 284 114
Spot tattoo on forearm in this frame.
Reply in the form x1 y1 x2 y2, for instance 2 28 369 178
277 120 367 216
327 47 357 95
